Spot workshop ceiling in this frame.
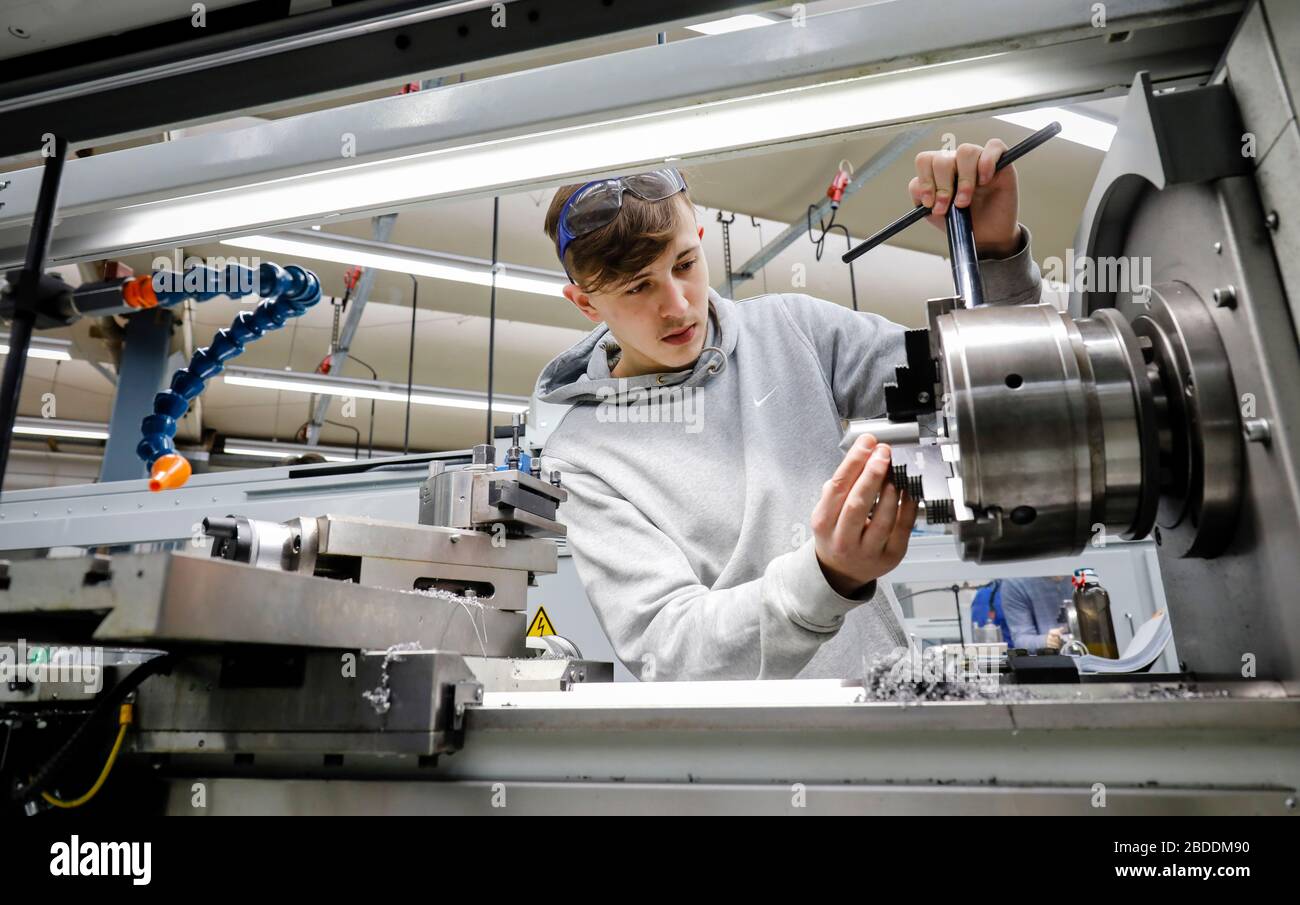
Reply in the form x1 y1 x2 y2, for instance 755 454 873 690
0 1 1125 465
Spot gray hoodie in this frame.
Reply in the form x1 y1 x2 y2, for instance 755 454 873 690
535 230 1042 681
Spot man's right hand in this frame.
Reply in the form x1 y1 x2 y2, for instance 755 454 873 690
1044 627 1065 651
811 434 919 598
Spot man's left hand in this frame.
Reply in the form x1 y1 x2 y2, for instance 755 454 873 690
909 138 1021 258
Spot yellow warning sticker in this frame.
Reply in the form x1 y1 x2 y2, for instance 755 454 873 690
526 605 557 637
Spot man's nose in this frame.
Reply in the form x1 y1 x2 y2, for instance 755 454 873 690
659 285 691 318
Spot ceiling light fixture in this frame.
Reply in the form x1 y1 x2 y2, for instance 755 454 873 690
0 335 73 361
220 365 530 415
12 416 109 440
221 230 569 297
685 13 779 35
221 439 374 463
995 105 1116 151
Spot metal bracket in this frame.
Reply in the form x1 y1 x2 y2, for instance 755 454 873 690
1072 71 1252 314
450 679 483 733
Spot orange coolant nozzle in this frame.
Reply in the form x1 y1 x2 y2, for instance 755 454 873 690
122 274 159 309
149 453 192 491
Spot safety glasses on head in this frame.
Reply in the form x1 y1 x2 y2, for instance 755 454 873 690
555 168 688 281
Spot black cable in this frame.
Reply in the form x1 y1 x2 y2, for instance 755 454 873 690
806 203 838 261
895 585 967 602
345 354 379 459
807 205 861 311
12 653 176 804
953 585 966 648
826 224 860 312
485 196 500 445
404 274 417 454
895 584 968 646
323 419 361 460
294 418 357 461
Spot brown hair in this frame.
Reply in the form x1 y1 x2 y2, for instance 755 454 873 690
544 179 695 294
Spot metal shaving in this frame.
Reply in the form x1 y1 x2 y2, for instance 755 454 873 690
400 586 470 601
856 649 1234 705
361 641 422 716
857 648 1027 704
398 586 491 658
1126 682 1231 701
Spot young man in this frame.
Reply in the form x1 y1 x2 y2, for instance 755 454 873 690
534 141 1042 681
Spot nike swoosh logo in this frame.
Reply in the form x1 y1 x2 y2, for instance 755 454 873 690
753 387 777 407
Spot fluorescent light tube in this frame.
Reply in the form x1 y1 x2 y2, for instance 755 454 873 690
686 14 778 35
221 232 569 297
220 367 529 414
223 445 355 463
13 417 109 440
0 335 73 361
995 106 1115 151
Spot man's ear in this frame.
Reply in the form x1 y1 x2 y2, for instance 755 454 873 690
563 282 604 325
698 225 705 240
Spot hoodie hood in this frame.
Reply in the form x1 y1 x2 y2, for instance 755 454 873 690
535 287 737 405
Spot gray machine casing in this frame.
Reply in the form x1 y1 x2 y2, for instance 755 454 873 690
1067 2 1300 681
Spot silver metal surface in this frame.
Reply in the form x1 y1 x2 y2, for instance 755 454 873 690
317 513 557 573
1129 283 1243 557
0 552 526 657
162 779 1297 816
227 515 320 573
839 418 921 451
421 467 484 534
469 679 1300 730
420 466 567 538
148 677 1300 815
1222 0 1300 344
190 476 563 610
463 656 613 692
927 300 1162 562
358 558 528 611
0 2 1238 265
131 648 483 757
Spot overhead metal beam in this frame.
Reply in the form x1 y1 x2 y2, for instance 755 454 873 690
720 128 929 293
98 308 175 482
0 0 1243 268
0 451 464 550
0 0 1240 221
0 0 775 162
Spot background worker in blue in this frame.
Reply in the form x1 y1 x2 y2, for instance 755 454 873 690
1000 576 1075 652
970 580 1012 646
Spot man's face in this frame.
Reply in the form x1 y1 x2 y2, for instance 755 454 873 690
564 203 710 377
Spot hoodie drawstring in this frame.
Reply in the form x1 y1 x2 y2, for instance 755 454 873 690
699 344 727 377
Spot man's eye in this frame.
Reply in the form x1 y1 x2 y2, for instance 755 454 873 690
676 259 695 271
625 282 648 295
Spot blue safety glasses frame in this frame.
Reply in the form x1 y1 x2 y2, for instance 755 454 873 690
554 168 688 281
